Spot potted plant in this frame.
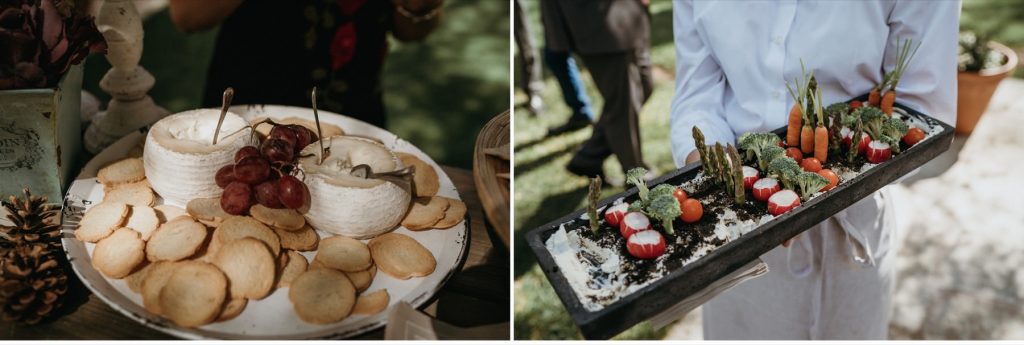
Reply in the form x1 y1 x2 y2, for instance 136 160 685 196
0 0 106 202
956 31 1018 135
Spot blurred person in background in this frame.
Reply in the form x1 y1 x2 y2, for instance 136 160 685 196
168 0 442 128
514 0 543 116
670 0 958 339
542 0 653 184
515 0 595 136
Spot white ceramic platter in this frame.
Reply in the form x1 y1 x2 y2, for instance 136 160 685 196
60 105 469 339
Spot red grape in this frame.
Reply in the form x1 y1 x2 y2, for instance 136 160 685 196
289 125 312 153
261 138 294 163
220 181 253 215
235 146 260 163
234 156 270 184
304 127 319 144
215 164 236 188
269 126 299 149
254 180 285 208
277 175 305 209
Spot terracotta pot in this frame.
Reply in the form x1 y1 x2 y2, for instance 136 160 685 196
956 41 1018 135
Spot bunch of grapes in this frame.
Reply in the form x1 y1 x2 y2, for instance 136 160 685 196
215 124 318 215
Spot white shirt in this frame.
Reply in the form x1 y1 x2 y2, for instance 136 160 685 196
669 0 959 167
668 1 961 339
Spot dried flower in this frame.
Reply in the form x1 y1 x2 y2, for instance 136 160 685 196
0 0 106 90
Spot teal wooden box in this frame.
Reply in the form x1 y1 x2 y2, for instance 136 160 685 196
0 65 84 203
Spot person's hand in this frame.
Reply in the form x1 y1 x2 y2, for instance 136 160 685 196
688 150 798 247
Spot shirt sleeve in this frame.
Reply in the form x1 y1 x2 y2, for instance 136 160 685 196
669 0 735 168
884 0 961 125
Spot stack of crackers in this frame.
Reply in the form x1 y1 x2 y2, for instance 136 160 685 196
75 155 462 328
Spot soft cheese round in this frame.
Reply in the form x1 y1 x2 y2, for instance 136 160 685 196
299 136 412 238
144 109 252 206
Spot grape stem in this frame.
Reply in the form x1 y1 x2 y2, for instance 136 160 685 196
213 87 234 145
311 87 326 164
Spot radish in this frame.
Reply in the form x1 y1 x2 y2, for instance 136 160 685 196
841 127 870 154
620 212 651 239
742 166 759 190
604 202 630 228
767 189 800 215
752 177 781 202
866 140 892 163
626 230 666 259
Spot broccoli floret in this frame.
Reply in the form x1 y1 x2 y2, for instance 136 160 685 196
646 191 681 235
758 146 786 172
825 102 850 120
881 117 910 153
741 131 778 169
626 167 650 201
795 171 829 201
767 156 801 190
855 106 888 139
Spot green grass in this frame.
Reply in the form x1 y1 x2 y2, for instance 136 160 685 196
512 2 678 340
81 0 508 169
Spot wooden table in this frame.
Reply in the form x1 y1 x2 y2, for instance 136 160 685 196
0 167 509 340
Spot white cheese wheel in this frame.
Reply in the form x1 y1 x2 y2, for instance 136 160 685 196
299 136 411 238
144 109 252 206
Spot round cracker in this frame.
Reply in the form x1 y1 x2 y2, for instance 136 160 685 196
432 197 466 229
288 269 356 324
216 298 248 322
186 197 231 227
213 238 276 299
401 197 448 230
315 236 372 272
249 204 305 231
352 289 390 315
97 157 146 187
124 260 151 293
103 181 155 207
398 153 440 197
345 264 376 292
154 204 188 223
125 205 160 241
277 250 308 288
146 217 208 262
158 261 227 327
197 230 223 262
274 225 319 251
92 228 145 278
75 202 129 242
140 261 180 315
214 216 281 256
368 233 436 280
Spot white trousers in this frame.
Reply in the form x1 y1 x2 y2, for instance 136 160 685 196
703 188 897 340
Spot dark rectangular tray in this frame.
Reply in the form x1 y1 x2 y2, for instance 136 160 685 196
525 100 954 339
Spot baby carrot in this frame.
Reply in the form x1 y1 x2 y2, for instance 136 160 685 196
813 88 828 162
881 90 896 116
787 103 801 147
868 88 881 107
801 125 814 154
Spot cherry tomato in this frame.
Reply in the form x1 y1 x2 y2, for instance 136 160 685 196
672 187 688 204
679 198 703 223
800 157 822 172
817 169 839 191
785 147 804 162
902 127 925 147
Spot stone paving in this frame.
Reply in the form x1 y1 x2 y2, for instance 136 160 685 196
664 78 1024 340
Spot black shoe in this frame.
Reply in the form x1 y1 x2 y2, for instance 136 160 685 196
546 118 591 137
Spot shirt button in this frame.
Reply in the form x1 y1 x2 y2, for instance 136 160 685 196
773 36 784 45
772 91 781 99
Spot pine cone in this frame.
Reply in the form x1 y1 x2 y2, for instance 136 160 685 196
0 244 68 325
0 188 62 251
